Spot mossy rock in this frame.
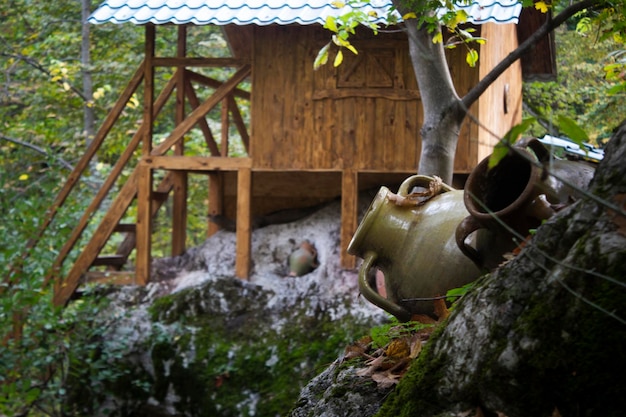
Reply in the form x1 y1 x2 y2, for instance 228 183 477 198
68 274 379 416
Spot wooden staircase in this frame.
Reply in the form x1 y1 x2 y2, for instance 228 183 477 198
7 25 254 307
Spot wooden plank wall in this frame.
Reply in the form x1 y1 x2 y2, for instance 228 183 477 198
251 25 426 172
250 24 488 174
477 23 523 161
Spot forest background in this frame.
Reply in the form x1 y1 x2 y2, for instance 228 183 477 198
0 0 625 413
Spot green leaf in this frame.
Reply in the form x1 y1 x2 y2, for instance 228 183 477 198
324 16 338 33
345 42 358 55
466 49 479 67
446 282 475 303
557 115 589 145
314 42 330 70
488 143 510 170
488 117 536 169
334 49 344 67
608 83 626 95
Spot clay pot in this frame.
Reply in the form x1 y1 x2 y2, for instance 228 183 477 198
455 139 595 271
348 175 482 321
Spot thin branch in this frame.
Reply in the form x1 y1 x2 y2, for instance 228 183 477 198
462 0 599 109
0 52 90 103
0 134 74 171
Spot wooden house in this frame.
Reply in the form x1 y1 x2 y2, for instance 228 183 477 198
21 0 554 306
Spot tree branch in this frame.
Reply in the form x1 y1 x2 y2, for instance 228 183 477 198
0 52 90 103
0 134 74 171
461 0 599 110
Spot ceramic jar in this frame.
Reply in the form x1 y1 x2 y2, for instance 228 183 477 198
348 175 482 321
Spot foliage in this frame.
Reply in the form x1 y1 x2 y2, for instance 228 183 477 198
316 0 487 70
524 24 626 145
1 2 249 413
369 317 433 348
0 286 136 416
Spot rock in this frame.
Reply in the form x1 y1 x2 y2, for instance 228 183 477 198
66 197 388 416
289 359 393 417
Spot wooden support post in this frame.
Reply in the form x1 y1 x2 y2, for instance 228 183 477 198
172 25 188 256
171 171 187 256
235 168 252 279
341 170 358 269
143 24 155 156
221 97 230 157
208 172 224 236
136 163 152 285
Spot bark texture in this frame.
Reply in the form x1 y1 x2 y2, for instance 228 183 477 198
377 120 626 417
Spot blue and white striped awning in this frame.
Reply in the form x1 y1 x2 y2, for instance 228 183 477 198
89 0 523 26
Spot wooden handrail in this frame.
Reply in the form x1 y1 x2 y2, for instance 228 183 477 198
44 73 178 286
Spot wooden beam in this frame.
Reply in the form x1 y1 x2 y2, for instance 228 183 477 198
186 70 251 100
312 88 420 101
142 156 252 171
143 24 155 156
83 271 136 286
184 76 220 156
113 173 175 265
45 75 177 284
221 25 253 60
235 167 252 279
221 97 229 157
227 94 250 153
340 170 358 269
152 57 247 68
172 26 188 257
135 163 153 286
151 64 251 156
171 170 188 257
208 172 224 236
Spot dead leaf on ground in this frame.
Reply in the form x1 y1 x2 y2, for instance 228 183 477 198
344 320 441 389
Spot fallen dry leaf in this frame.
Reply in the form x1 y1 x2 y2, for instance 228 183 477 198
371 371 402 389
385 338 410 360
409 335 422 359
433 298 450 321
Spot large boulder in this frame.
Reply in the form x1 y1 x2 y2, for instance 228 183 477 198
66 199 387 416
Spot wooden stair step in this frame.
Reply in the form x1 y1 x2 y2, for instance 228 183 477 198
92 255 127 267
114 223 137 233
82 271 136 285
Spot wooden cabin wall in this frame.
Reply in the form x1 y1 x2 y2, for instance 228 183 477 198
251 25 422 172
477 23 523 162
250 24 485 175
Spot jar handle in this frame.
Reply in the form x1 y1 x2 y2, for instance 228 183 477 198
455 215 485 269
358 251 412 322
397 175 454 197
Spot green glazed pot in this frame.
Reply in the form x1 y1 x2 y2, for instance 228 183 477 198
348 175 482 321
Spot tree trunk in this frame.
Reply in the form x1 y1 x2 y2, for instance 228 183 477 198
393 0 595 185
376 120 626 417
398 11 466 184
81 0 95 145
